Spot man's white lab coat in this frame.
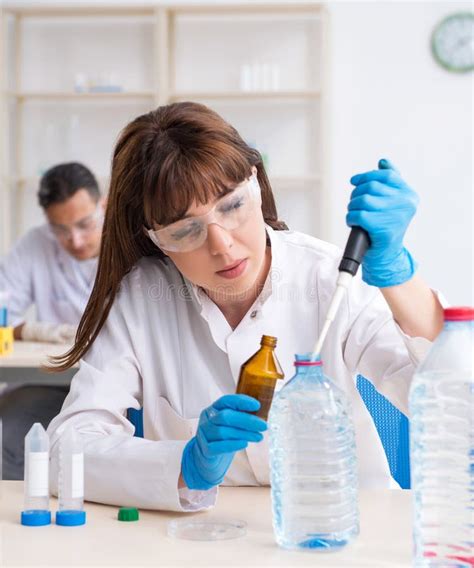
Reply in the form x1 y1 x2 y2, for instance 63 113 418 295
47 226 434 511
0 225 97 325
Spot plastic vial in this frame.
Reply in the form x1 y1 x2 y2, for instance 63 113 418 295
236 335 284 421
21 423 51 526
269 354 359 550
0 290 8 326
250 62 262 91
56 426 86 526
409 306 473 566
261 63 272 91
73 72 88 93
270 64 280 91
239 64 252 91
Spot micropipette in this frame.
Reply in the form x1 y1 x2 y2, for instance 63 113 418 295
311 227 370 360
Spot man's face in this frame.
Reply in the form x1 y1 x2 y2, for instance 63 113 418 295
45 189 104 260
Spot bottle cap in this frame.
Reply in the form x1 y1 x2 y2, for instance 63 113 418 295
56 510 86 526
118 507 139 522
444 307 474 321
21 509 51 526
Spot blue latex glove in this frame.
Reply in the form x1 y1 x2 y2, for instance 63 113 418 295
181 394 267 490
347 158 419 287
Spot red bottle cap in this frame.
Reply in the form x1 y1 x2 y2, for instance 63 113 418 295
444 307 474 321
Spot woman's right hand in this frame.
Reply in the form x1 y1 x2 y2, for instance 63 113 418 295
181 394 267 490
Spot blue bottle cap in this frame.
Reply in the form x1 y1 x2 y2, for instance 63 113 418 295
21 509 51 526
55 509 86 526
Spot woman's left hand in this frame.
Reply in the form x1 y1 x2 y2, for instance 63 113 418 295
346 158 419 288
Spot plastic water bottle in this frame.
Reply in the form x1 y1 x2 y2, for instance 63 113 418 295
269 354 359 550
56 426 86 526
21 423 51 526
409 306 473 567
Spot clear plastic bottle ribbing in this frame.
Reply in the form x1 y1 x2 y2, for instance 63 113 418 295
409 310 473 567
269 354 359 551
58 426 85 513
23 423 50 512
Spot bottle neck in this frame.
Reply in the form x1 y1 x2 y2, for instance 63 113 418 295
293 363 325 382
295 364 323 373
260 334 277 349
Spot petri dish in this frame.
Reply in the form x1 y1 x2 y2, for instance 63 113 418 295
167 517 247 541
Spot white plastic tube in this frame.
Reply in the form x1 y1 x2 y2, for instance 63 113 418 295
58 426 84 513
24 423 50 512
311 271 353 360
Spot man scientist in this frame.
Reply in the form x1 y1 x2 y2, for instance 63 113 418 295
0 162 104 479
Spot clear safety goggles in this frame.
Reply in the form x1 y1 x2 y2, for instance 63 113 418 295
147 174 261 253
49 205 104 242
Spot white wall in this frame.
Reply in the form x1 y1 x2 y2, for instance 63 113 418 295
326 1 473 304
1 0 472 305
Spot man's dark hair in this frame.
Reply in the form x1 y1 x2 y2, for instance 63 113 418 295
38 162 100 209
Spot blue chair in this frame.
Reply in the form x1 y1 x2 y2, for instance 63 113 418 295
127 408 144 438
356 375 411 489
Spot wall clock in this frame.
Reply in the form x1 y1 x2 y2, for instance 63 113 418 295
431 12 474 72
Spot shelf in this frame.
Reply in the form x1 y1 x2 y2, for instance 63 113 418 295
7 90 320 101
7 91 155 101
4 175 110 186
2 6 156 17
4 175 319 189
170 90 320 101
1 3 326 252
170 5 323 16
270 175 321 184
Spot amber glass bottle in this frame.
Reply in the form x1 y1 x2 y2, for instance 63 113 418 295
236 335 284 421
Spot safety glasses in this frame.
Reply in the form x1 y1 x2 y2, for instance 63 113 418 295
147 174 261 253
49 205 104 242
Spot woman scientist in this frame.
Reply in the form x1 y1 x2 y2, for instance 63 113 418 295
48 102 443 511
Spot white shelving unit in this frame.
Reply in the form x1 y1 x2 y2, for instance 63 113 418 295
0 2 328 254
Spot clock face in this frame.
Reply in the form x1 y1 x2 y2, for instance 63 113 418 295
431 12 474 72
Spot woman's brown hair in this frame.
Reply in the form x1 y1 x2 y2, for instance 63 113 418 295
51 101 287 371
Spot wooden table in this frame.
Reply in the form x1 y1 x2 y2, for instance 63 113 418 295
0 482 412 567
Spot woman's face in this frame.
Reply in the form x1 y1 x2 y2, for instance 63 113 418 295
163 170 269 303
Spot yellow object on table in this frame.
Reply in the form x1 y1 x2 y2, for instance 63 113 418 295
0 326 14 355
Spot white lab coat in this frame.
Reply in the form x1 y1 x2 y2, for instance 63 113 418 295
47 225 435 512
0 225 97 325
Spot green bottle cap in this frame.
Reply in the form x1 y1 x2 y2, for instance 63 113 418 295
118 507 139 522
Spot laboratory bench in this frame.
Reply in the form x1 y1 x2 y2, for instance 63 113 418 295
0 341 76 388
0 482 412 567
